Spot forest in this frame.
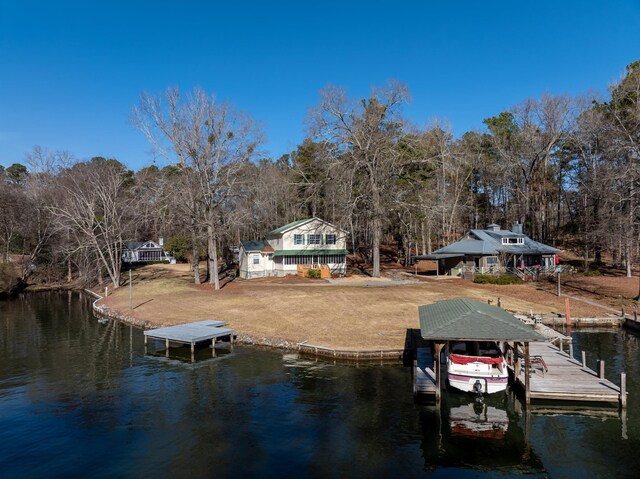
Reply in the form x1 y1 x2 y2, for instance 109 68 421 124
1 60 639 293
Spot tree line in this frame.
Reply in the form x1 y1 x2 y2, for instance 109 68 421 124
1 60 639 292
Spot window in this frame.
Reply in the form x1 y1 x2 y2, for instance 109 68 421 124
252 255 260 265
325 234 336 245
502 237 523 245
283 254 345 266
308 234 322 245
294 234 304 245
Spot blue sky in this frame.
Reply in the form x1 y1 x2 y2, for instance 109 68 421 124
1 1 640 171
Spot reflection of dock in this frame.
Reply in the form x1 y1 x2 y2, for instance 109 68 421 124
513 342 625 405
144 320 234 362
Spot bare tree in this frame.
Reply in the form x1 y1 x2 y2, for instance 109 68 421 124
132 87 263 289
309 81 410 276
49 159 135 288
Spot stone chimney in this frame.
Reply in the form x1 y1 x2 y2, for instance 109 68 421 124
158 236 164 247
511 222 523 235
486 223 500 232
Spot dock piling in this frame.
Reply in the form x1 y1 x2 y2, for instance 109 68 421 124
621 372 627 409
582 350 586 369
598 360 605 379
524 342 531 405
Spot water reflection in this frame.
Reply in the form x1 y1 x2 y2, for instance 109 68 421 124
416 390 544 474
1 293 639 478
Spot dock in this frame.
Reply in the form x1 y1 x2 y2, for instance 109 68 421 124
144 320 234 362
413 347 436 396
514 341 625 406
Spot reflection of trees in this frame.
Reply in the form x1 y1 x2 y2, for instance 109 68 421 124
4 298 639 477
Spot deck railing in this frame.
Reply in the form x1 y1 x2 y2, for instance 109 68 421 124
462 264 570 281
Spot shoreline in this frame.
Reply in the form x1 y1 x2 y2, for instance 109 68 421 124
84 287 627 362
86 289 407 360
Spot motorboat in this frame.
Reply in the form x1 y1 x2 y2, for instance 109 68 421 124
446 341 508 394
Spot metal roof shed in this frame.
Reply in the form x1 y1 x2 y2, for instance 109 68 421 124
418 298 545 403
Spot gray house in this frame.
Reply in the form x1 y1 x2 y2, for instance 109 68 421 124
415 223 559 279
122 239 175 264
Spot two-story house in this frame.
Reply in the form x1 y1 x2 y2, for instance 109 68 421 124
239 218 349 279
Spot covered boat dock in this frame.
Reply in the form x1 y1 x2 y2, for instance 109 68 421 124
416 298 627 408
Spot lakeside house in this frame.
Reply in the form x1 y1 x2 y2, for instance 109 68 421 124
122 238 175 264
239 217 349 279
414 223 559 279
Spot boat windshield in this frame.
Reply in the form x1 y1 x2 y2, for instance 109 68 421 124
449 341 502 358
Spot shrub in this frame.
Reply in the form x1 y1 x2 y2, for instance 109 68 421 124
306 269 321 279
164 235 190 262
578 269 602 277
474 274 524 285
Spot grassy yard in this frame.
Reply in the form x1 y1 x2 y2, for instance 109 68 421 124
102 263 618 351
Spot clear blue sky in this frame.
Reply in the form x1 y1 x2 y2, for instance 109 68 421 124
1 0 640 171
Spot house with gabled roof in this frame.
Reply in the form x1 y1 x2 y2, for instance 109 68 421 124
414 223 559 279
122 238 175 264
239 217 349 279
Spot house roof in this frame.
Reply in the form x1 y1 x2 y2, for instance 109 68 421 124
413 253 464 260
419 298 546 342
433 239 498 255
432 228 559 256
124 241 163 251
267 217 347 236
240 240 272 252
268 218 314 235
273 249 349 257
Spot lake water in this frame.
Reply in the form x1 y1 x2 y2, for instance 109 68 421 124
1 292 639 478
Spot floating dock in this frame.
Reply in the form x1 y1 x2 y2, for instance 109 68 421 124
144 319 234 362
513 341 625 406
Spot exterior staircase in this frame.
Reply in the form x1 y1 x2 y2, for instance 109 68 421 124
297 263 332 279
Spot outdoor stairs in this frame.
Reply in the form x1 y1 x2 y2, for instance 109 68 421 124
297 263 332 279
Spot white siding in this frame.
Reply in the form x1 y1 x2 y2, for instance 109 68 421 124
279 219 347 251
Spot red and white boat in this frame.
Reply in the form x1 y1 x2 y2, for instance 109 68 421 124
446 341 508 394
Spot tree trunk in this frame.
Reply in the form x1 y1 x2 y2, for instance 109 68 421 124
371 182 381 277
372 217 381 277
191 227 200 285
207 224 220 290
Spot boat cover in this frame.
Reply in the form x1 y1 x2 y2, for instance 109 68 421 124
449 354 503 365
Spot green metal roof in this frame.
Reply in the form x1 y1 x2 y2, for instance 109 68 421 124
419 298 546 342
240 240 271 252
268 218 313 235
273 249 349 257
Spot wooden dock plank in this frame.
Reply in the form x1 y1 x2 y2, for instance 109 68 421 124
518 342 622 404
144 320 233 344
415 347 436 395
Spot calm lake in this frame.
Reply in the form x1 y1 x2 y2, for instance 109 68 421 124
1 292 639 478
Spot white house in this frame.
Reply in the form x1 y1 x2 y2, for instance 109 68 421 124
239 218 349 279
122 239 175 264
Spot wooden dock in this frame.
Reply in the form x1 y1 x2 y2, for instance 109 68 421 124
413 347 436 396
144 320 234 362
515 341 625 406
